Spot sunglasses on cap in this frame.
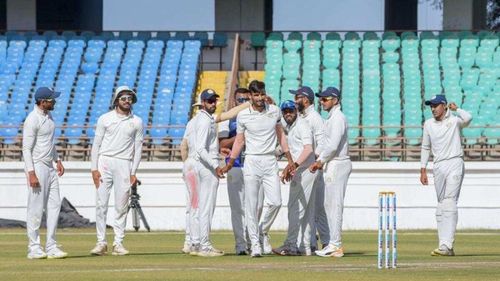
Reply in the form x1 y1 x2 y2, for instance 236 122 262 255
43 98 55 103
119 96 133 102
237 98 250 103
320 97 334 102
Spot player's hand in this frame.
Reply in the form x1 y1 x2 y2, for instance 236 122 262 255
280 165 290 184
130 175 138 186
309 161 323 173
216 167 225 178
56 160 65 177
420 169 428 185
28 171 40 188
91 170 102 189
220 147 231 158
448 102 458 111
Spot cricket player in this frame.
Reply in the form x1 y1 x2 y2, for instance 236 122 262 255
310 87 351 258
289 86 329 252
219 88 251 255
22 87 67 259
220 80 296 257
90 86 144 256
272 100 317 256
420 95 472 256
181 94 251 255
191 88 225 257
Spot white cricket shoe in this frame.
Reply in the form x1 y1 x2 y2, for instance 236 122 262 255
315 244 344 258
47 247 68 259
251 244 262 258
27 247 47 259
198 246 225 257
182 242 191 254
189 244 201 256
261 234 272 254
112 244 129 256
90 243 108 256
431 245 455 256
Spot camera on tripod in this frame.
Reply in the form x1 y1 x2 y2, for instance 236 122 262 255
128 180 151 232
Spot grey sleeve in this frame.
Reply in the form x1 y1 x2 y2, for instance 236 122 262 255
420 123 431 168
22 116 37 172
131 120 144 175
90 117 105 171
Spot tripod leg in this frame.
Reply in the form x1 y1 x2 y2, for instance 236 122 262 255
134 201 151 232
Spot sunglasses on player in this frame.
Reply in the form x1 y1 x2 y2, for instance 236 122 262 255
237 98 250 103
320 97 334 102
119 96 134 102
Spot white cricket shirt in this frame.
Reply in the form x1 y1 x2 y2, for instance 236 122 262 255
91 110 144 174
420 108 472 167
183 117 198 159
318 104 349 163
22 107 59 171
300 105 325 155
237 104 282 155
286 117 315 167
193 110 219 169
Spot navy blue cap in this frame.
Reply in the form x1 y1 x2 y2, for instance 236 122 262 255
316 87 340 98
280 100 296 111
200 89 219 100
289 86 315 100
425 95 447 106
35 87 61 101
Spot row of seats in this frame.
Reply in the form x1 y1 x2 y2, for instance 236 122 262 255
1 30 227 48
262 31 500 145
0 34 203 145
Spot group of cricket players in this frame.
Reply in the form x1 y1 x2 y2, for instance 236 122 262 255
22 80 471 259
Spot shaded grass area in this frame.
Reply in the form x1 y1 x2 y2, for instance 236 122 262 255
1 228 500 281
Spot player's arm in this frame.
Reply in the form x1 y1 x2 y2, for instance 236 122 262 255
420 123 431 185
91 117 105 188
313 120 326 156
317 117 345 165
215 102 251 123
130 120 144 186
22 116 39 188
194 116 219 170
180 138 189 162
449 103 472 128
225 133 245 170
276 123 293 165
295 124 314 167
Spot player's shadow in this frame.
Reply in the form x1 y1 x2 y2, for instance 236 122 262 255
344 252 371 257
65 252 181 259
455 253 500 257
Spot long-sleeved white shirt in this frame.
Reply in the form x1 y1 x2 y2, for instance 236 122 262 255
318 104 349 163
300 105 325 156
237 104 282 155
193 110 219 169
183 117 197 159
22 107 59 172
420 108 472 168
91 110 143 175
286 117 315 167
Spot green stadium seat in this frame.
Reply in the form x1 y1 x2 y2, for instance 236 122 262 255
288 31 303 41
267 32 284 41
325 32 341 41
250 32 266 48
307 32 321 41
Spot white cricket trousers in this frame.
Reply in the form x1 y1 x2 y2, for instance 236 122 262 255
26 162 61 252
195 162 219 250
182 158 198 245
311 171 330 246
323 159 352 247
285 166 317 250
243 154 281 248
95 156 131 246
433 157 464 249
227 167 247 251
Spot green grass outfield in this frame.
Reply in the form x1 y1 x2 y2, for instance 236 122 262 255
1 229 500 281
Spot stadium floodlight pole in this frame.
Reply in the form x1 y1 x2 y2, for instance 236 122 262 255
128 180 151 232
